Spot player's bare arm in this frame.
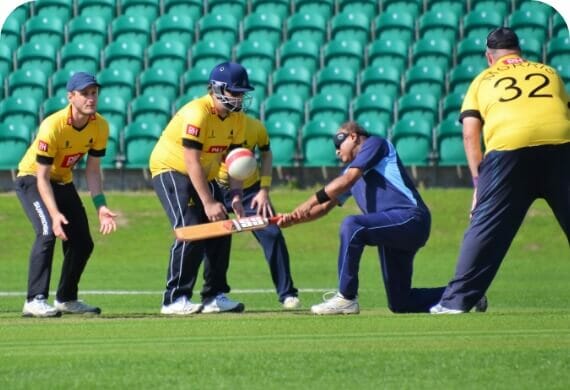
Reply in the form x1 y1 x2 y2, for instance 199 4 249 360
462 117 484 213
184 147 227 221
85 156 117 235
228 175 245 218
36 163 69 241
251 150 274 217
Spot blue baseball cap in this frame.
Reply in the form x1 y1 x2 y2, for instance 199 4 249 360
66 72 101 92
209 62 254 93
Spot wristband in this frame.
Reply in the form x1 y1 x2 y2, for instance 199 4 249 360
92 193 107 210
472 176 479 188
315 188 331 204
260 175 272 188
230 189 243 199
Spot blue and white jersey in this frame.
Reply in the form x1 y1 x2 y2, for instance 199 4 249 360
337 136 428 214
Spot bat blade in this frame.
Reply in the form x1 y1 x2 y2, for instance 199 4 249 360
174 216 280 241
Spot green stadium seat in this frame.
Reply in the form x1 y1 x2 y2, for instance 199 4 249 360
552 13 569 38
553 63 570 85
360 64 402 98
140 67 180 101
131 94 172 126
471 0 510 17
509 9 549 42
437 118 467 166
97 68 136 103
104 41 144 75
121 0 160 20
25 15 65 49
374 11 416 45
265 118 298 167
6 3 29 25
190 41 231 69
286 12 327 46
457 36 487 67
252 0 291 20
294 0 335 20
331 11 371 46
272 66 313 101
547 36 570 65
391 117 433 166
236 39 276 75
338 0 378 17
34 0 73 20
323 39 364 74
419 9 460 42
517 34 544 62
359 119 388 138
463 9 505 39
1 12 22 51
263 93 305 128
98 95 128 129
353 92 394 129
60 42 101 74
124 120 163 169
246 92 262 119
0 97 40 131
164 0 202 20
8 68 48 103
67 15 108 49
397 92 439 125
50 69 78 97
518 0 555 17
302 119 340 167
0 43 13 75
182 66 210 95
448 63 485 94
111 15 152 47
154 14 195 48
42 95 68 119
78 0 116 21
101 120 121 169
176 90 202 111
308 93 349 123
412 37 453 71
0 123 32 170
383 0 422 19
405 64 446 99
367 38 409 71
243 12 283 49
245 68 269 99
199 13 239 47
147 40 188 76
16 42 57 75
442 91 466 120
426 0 465 13
279 40 320 74
208 0 247 20
316 66 357 98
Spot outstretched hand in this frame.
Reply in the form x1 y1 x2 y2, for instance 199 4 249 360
98 206 118 234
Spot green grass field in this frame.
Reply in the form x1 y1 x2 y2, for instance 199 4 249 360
0 188 568 389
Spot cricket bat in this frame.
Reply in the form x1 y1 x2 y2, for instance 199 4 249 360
174 216 281 241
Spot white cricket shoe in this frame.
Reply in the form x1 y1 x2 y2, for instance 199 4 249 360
282 296 301 310
430 296 488 314
201 293 244 313
54 299 101 315
161 296 202 315
311 292 359 315
22 295 61 318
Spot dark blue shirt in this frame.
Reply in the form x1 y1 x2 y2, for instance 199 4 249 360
337 136 428 214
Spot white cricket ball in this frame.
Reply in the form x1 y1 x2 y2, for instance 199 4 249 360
225 147 257 180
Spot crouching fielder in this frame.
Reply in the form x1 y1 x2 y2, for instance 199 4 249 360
281 121 467 315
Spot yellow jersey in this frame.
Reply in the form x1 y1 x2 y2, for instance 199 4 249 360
461 54 570 153
149 94 246 180
17 105 109 184
217 115 269 188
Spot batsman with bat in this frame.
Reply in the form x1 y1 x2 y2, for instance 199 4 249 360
149 62 253 315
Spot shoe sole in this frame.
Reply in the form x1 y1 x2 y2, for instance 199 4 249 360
22 311 62 318
311 307 360 315
58 308 102 315
160 306 203 315
201 302 245 314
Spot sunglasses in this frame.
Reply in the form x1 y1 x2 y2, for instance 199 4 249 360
333 132 350 149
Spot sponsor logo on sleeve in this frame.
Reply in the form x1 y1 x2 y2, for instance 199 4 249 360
186 124 200 137
61 153 84 168
207 145 228 153
38 140 49 152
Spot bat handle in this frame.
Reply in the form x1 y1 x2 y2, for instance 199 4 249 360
268 216 282 224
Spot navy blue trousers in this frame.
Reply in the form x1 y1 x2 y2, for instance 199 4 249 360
221 181 298 302
338 207 445 313
15 176 94 302
440 143 570 311
152 171 232 305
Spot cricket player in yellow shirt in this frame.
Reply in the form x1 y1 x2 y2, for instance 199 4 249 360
431 28 570 314
150 62 253 315
16 72 118 317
